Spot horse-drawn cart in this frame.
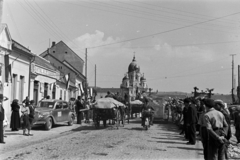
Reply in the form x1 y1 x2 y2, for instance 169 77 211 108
126 100 143 123
93 98 126 129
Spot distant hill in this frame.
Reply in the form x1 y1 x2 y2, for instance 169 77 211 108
149 91 234 104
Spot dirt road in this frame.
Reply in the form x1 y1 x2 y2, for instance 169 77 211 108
0 119 204 160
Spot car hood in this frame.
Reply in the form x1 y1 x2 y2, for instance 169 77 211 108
35 107 53 113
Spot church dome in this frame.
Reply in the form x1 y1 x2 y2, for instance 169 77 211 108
128 56 138 73
122 75 129 81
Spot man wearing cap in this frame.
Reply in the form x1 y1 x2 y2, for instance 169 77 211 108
185 98 198 145
203 98 228 160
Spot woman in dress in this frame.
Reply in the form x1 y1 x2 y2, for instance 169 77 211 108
10 99 21 131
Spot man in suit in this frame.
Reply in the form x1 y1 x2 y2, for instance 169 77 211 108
75 96 84 124
0 95 5 144
185 98 198 145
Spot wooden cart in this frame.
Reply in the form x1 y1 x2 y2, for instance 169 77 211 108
93 98 126 129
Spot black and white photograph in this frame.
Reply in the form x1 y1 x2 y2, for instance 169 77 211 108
1 0 240 159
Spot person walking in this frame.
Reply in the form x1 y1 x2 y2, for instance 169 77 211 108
203 98 228 160
21 103 31 136
0 99 5 144
186 98 198 145
75 96 84 124
10 99 21 131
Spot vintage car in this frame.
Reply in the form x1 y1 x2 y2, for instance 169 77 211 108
33 99 75 130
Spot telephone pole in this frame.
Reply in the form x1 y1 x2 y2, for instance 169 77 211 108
230 54 236 104
85 48 88 98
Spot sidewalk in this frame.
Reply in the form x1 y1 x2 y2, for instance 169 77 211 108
0 120 92 154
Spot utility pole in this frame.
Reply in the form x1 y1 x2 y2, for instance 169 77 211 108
95 64 96 88
85 48 88 99
230 54 236 104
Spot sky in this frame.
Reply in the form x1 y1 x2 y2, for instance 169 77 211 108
2 0 240 94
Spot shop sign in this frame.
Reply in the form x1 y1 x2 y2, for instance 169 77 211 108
31 64 59 79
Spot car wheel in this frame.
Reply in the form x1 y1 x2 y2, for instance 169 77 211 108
68 115 74 126
45 117 53 130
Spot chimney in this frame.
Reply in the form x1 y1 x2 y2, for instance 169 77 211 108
52 41 56 47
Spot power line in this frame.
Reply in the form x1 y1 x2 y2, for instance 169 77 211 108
32 0 85 56
133 0 240 26
71 40 240 50
87 10 240 49
58 0 239 37
24 0 85 56
112 0 239 30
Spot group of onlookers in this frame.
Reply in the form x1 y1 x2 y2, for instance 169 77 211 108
0 96 36 144
74 95 96 125
178 97 234 160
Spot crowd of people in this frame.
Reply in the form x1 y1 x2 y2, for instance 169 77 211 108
0 96 36 144
165 96 240 160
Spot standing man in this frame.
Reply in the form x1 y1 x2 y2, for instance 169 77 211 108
203 98 228 160
180 100 189 140
75 96 84 124
185 98 198 145
0 97 5 144
234 110 240 144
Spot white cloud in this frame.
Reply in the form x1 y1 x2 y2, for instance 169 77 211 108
153 42 215 62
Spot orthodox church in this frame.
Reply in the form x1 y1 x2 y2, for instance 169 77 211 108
120 56 148 101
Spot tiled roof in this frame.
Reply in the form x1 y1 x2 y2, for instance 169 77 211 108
34 55 57 71
12 39 32 54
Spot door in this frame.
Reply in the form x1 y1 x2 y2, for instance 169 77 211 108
52 102 63 122
62 102 70 121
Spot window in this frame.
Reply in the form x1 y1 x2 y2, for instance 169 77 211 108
62 102 68 109
19 76 24 102
60 90 62 99
12 74 17 100
64 90 66 100
55 102 62 109
44 83 48 98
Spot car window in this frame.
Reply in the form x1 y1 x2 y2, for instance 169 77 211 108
39 102 54 108
55 102 62 109
62 102 68 109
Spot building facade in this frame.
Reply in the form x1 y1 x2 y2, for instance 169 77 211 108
120 56 148 101
0 24 34 120
40 41 86 99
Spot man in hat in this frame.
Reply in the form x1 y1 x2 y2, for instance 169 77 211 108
75 96 84 124
185 98 198 145
203 98 228 160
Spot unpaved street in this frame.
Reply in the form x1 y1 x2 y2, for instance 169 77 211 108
0 119 204 160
